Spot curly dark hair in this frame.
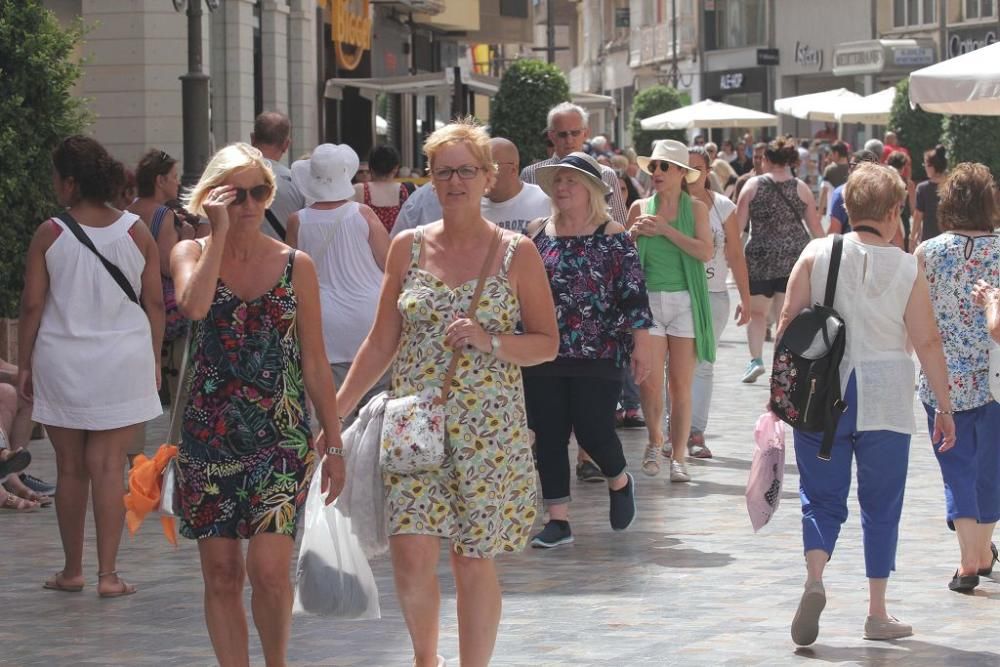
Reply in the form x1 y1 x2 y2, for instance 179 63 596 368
938 162 998 233
764 136 799 166
52 135 125 203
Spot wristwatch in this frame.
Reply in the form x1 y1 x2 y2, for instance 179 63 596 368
325 446 345 457
490 334 502 354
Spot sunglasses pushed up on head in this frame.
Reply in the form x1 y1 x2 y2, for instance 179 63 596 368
230 184 273 205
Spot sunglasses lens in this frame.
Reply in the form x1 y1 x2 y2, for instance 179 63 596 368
231 188 247 205
250 184 271 202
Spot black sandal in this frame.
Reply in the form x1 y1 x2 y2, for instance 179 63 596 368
949 570 980 592
978 542 998 577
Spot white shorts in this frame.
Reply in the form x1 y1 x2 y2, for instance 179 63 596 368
648 290 695 338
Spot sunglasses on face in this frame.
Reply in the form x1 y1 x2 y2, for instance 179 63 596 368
554 129 584 140
230 184 273 205
647 160 673 173
431 165 482 181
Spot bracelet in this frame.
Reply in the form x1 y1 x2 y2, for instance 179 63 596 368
935 407 955 415
325 446 345 457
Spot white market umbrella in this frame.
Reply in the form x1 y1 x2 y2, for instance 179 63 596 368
834 87 897 124
375 114 388 133
639 99 778 130
909 41 1000 115
773 88 864 122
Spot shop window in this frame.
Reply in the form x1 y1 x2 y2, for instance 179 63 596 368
704 0 766 51
500 0 528 18
965 0 995 18
893 0 935 26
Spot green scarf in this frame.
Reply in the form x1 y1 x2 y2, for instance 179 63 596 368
643 192 716 363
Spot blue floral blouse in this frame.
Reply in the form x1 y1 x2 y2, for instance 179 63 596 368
919 232 1000 411
531 227 653 370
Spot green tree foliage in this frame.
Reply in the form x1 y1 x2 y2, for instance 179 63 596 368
490 59 570 168
0 0 89 318
943 114 1000 178
629 85 686 155
887 78 942 182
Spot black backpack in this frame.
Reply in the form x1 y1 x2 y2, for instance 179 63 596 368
769 235 848 461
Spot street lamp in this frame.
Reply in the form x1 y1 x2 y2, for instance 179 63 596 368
663 0 694 89
172 0 220 186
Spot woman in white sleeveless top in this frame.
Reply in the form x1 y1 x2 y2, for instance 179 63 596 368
288 143 390 416
18 136 164 597
778 163 955 646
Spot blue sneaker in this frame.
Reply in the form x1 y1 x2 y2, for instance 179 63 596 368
741 358 766 383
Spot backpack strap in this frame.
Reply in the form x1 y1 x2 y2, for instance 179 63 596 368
57 211 141 305
823 234 844 308
264 209 286 241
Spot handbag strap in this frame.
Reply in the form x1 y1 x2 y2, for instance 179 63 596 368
57 211 140 305
824 234 844 308
165 330 192 444
434 228 503 405
763 175 804 223
264 209 287 240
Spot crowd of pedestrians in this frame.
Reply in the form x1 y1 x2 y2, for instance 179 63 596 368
9 104 1000 666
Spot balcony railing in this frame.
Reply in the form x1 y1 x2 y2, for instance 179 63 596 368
629 15 696 68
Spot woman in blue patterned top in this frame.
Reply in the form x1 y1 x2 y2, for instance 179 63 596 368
523 152 653 549
917 162 1000 593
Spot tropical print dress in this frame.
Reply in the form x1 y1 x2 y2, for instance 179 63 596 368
178 249 316 540
385 228 538 558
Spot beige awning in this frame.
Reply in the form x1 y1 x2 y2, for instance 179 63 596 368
324 72 500 100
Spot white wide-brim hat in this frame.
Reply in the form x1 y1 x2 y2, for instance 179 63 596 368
291 143 359 203
637 139 701 184
534 151 612 199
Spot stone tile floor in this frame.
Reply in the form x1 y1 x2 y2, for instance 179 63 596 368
3 293 1000 666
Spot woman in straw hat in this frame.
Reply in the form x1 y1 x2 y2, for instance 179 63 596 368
522 151 653 549
171 142 346 666
629 139 713 484
287 143 391 424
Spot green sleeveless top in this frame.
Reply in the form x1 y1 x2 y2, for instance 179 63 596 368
636 192 716 363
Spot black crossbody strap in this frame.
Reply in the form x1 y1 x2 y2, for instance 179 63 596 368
764 175 804 222
823 234 844 308
264 209 286 241
57 211 140 305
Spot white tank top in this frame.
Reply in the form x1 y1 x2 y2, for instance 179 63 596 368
808 235 918 434
296 203 384 363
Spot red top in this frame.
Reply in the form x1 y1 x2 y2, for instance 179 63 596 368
362 182 409 233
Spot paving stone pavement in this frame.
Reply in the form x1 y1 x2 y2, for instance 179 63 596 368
3 289 1000 666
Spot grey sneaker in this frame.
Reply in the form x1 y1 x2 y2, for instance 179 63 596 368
864 615 913 641
530 520 574 549
641 444 661 477
575 460 605 483
791 581 826 646
669 458 690 483
609 472 636 531
741 358 766 383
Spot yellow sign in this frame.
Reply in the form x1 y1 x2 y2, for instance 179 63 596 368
320 0 372 71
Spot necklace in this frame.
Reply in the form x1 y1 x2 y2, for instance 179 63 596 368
853 224 882 238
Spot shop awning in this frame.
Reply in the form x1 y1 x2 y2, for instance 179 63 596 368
572 92 616 110
909 42 1000 115
324 72 500 100
773 88 864 122
833 87 896 124
640 99 778 130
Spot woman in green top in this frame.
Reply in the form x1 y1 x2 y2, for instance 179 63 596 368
628 140 714 483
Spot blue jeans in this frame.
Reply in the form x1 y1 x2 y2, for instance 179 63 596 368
923 399 1000 528
794 374 911 579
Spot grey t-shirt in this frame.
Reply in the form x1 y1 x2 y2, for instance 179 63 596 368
915 180 941 241
264 159 305 240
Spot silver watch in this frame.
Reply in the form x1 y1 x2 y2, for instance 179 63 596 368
325 446 345 457
490 334 501 354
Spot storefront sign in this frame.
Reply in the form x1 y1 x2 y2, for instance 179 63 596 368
832 39 935 76
948 27 997 58
793 42 823 70
756 48 780 66
320 0 372 71
704 67 766 99
614 8 630 28
719 72 745 91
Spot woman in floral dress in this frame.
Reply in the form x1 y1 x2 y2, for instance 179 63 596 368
171 143 345 666
337 120 558 667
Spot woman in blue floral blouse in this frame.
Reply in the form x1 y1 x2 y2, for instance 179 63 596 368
523 152 653 549
917 162 1000 594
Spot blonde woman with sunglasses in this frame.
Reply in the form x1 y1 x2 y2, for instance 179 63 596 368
171 142 346 666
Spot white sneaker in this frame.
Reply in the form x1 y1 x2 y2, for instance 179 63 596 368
669 459 690 483
641 443 661 477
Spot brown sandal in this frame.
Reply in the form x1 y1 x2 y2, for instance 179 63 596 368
97 570 137 598
43 571 84 592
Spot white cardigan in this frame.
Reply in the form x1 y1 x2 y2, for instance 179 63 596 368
338 392 389 558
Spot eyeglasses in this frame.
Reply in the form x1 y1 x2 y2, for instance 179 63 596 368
230 184 273 205
431 165 482 181
553 129 585 140
647 160 673 173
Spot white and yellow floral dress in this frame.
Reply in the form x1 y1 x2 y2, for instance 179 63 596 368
386 228 538 557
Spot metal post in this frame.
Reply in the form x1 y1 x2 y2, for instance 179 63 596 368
546 0 555 64
670 0 678 88
180 1 211 186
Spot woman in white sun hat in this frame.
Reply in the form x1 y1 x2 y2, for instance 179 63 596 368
288 144 391 423
629 139 713 484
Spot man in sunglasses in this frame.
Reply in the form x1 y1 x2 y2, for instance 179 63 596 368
520 102 628 224
250 110 304 241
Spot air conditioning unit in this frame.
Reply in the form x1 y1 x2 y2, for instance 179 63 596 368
369 0 446 15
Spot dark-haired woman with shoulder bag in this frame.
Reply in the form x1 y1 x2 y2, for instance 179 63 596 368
734 137 824 384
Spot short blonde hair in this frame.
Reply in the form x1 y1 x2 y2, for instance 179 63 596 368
184 142 276 217
549 167 611 228
423 117 496 174
844 162 906 224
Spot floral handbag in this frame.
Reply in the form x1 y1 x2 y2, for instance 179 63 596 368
379 229 502 475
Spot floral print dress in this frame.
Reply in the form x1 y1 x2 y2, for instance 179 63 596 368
386 229 537 558
178 249 316 540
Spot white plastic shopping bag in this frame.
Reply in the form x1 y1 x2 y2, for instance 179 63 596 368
293 467 381 619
